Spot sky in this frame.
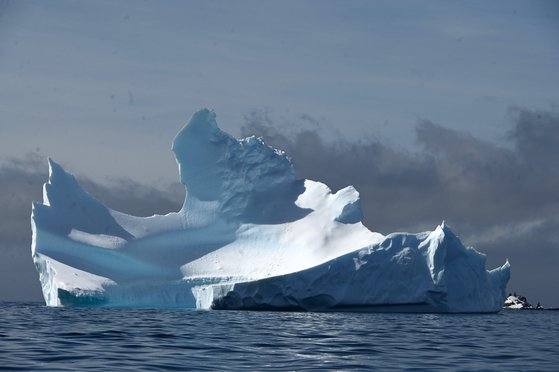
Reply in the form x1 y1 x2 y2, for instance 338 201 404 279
1 0 558 306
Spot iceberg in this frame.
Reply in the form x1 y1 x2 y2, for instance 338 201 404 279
31 109 510 312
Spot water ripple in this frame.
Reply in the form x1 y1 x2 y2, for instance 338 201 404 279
0 303 558 370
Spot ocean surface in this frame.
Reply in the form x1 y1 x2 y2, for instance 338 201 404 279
0 303 557 371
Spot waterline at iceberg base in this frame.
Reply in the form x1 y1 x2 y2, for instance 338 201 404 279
31 109 510 312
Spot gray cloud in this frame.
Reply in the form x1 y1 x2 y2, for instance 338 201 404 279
0 153 183 301
242 107 559 307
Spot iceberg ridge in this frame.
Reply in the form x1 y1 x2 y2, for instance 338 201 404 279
31 109 510 312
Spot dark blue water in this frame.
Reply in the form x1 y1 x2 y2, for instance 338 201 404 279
0 303 558 371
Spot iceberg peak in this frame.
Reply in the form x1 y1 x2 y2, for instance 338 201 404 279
172 109 304 223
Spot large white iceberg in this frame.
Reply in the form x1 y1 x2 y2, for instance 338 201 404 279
31 109 510 312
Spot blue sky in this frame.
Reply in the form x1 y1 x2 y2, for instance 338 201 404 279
1 0 557 184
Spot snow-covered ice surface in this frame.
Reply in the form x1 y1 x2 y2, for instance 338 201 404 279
31 109 510 312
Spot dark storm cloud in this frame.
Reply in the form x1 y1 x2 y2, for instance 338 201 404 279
509 107 559 172
242 111 442 233
0 154 183 301
242 107 559 306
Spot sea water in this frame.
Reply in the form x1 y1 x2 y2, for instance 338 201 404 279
0 303 557 370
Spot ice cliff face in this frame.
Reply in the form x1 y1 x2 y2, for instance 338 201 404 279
31 109 510 312
207 224 510 313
